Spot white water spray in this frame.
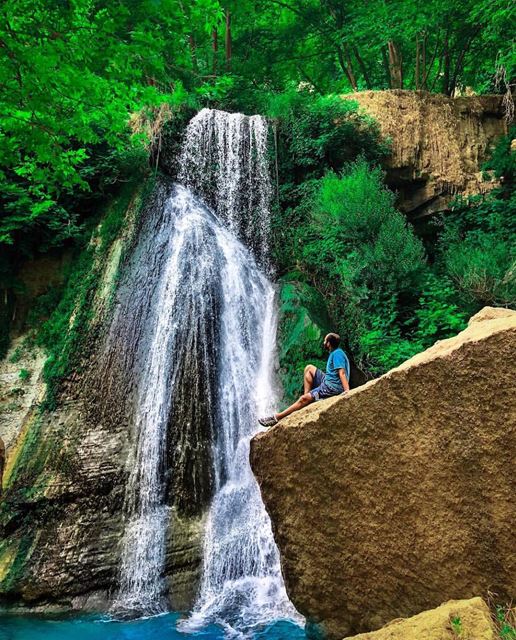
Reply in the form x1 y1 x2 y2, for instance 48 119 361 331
179 108 273 269
111 108 300 634
180 109 300 636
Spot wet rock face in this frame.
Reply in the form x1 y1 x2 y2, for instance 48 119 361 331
0 403 128 608
89 179 217 517
345 91 508 219
0 400 204 610
0 437 4 495
0 183 205 611
251 307 516 639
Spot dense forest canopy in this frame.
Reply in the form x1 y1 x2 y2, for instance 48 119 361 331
0 0 514 375
1 0 514 248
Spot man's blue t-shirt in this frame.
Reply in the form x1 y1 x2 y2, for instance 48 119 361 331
325 348 350 391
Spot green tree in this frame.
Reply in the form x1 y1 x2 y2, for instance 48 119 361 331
221 0 514 107
0 0 225 248
299 159 428 373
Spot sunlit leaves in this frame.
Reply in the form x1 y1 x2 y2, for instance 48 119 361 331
0 0 224 245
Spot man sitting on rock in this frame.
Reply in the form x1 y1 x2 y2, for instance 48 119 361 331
258 332 350 427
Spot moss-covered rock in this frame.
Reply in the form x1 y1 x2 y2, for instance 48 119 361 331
277 277 331 403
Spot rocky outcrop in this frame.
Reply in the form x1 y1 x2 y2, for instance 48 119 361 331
251 307 516 639
0 182 205 612
0 336 47 457
345 598 495 640
0 189 143 611
344 91 508 219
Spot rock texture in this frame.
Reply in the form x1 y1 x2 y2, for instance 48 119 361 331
0 184 205 612
251 307 516 639
0 190 142 610
0 335 47 454
344 91 508 218
345 598 495 640
0 438 4 496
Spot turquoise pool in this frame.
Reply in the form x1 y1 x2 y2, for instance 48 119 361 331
0 612 306 640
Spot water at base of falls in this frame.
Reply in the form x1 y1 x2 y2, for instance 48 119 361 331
0 613 306 640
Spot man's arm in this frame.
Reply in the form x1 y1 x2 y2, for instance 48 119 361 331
338 368 350 393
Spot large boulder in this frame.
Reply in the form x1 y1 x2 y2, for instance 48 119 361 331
251 307 516 638
345 597 496 640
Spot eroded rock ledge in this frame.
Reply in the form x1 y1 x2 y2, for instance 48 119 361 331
345 597 495 640
250 307 516 639
345 91 508 219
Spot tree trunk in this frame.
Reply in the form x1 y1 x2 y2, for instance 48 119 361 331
442 32 450 95
212 29 218 75
388 40 403 89
225 10 232 70
415 34 420 90
337 46 358 91
189 35 198 72
353 46 372 89
423 35 440 91
421 34 427 90
450 28 481 96
381 45 392 88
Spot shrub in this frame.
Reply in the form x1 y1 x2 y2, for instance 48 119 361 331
297 159 428 373
436 190 515 308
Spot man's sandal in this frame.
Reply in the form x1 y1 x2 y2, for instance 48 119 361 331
258 415 278 428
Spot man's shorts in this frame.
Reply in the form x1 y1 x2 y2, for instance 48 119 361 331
309 368 341 402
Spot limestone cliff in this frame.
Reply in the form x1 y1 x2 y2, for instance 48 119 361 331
250 307 516 639
0 183 204 612
345 91 508 218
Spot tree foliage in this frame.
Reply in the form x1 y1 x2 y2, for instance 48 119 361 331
223 0 514 107
1 0 514 376
0 0 224 248
1 0 513 248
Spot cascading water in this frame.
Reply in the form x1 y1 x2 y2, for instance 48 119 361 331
178 108 273 269
111 183 223 616
110 108 300 634
178 109 300 635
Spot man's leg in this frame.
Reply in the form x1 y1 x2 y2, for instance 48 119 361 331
303 364 317 394
258 367 318 427
275 392 314 421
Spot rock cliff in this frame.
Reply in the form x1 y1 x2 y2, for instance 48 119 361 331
0 184 203 612
345 91 508 218
251 307 516 639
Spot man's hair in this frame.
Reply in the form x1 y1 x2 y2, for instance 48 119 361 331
326 333 341 348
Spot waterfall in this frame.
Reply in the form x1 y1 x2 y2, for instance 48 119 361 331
111 183 223 616
178 108 273 269
109 108 299 633
177 109 299 635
